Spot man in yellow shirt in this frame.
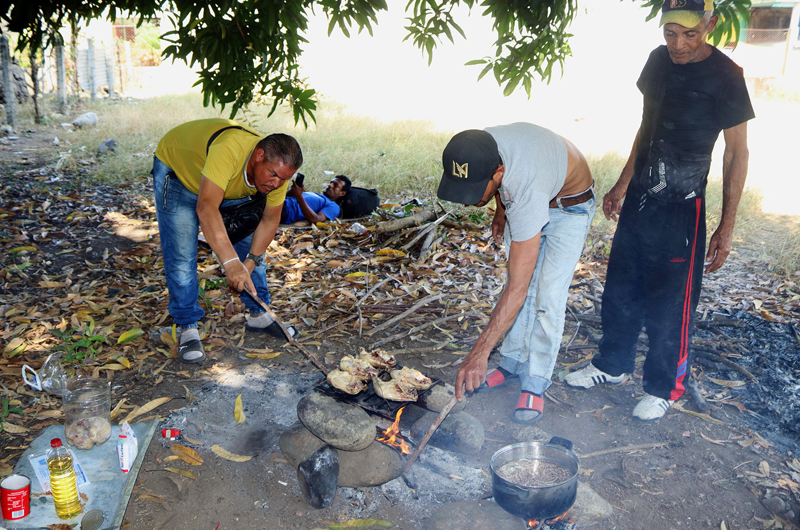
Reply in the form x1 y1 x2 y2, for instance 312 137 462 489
152 118 303 363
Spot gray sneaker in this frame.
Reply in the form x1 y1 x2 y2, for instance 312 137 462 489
565 364 625 389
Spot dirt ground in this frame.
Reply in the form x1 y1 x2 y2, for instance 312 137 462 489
1 125 799 530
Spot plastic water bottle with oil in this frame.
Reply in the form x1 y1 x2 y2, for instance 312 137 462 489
46 438 81 519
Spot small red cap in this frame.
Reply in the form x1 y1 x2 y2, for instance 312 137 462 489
50 438 63 448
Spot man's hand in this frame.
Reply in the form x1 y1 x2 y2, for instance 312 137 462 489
603 183 626 222
454 351 489 401
224 258 256 296
705 226 733 273
491 211 506 247
288 182 304 199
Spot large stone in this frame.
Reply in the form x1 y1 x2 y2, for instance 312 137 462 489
410 411 484 454
567 482 614 527
425 500 526 530
72 112 98 128
297 445 339 509
297 393 376 451
97 138 117 155
279 422 404 487
417 383 467 414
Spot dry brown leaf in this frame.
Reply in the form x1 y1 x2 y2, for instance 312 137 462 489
211 444 253 462
700 433 727 446
707 377 746 388
1 422 30 434
170 444 203 466
183 435 203 445
165 467 196 480
760 461 771 476
121 397 172 424
138 493 167 503
234 394 246 424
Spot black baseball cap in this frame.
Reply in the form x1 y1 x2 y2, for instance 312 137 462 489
661 0 714 28
437 129 500 205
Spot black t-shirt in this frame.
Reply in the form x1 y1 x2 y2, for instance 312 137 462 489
634 45 755 174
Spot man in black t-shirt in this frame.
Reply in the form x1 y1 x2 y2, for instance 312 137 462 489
565 0 754 422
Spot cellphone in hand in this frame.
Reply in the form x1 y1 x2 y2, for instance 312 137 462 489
295 173 305 187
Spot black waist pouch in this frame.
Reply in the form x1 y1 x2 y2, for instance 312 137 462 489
638 140 711 203
219 193 266 244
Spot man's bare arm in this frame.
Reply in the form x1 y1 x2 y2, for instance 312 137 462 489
293 188 328 224
197 176 255 294
454 233 540 400
603 128 640 222
245 203 282 273
705 122 749 273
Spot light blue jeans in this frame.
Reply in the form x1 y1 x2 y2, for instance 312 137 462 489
498 197 596 395
151 156 271 330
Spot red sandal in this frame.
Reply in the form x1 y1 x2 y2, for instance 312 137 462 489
512 392 544 424
477 368 519 391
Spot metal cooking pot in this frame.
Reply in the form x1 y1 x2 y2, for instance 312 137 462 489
490 437 580 520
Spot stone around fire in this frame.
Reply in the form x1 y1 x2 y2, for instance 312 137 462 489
425 500 527 530
297 445 339 509
417 383 467 414
279 422 405 487
410 411 485 454
568 482 614 527
297 392 376 451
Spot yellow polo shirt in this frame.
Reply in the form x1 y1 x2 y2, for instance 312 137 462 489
155 118 288 206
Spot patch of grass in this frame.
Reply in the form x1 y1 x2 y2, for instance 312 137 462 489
61 94 794 274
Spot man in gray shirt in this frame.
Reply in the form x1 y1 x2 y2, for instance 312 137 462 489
437 123 595 424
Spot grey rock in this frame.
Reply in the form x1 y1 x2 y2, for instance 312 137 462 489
297 445 339 509
279 422 404 487
279 421 326 468
417 383 467 414
97 139 117 155
425 500 526 530
763 495 786 515
297 393 375 451
410 411 484 454
567 482 614 527
0 124 13 136
72 112 98 128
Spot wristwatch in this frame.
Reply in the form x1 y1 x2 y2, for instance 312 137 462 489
246 253 264 266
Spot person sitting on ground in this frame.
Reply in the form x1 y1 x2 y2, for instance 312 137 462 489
281 175 351 225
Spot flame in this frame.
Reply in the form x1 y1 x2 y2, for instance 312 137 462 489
377 406 410 455
527 513 573 529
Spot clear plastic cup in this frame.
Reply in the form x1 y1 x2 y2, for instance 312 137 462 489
63 378 111 450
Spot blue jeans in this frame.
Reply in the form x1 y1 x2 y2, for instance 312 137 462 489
498 197 596 395
152 156 271 330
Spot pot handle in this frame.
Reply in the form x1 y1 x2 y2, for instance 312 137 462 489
547 436 573 451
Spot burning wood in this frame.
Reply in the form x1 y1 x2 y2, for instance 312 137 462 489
528 513 576 530
376 406 410 455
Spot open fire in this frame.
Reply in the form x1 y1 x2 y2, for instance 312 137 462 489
528 513 576 530
376 405 410 455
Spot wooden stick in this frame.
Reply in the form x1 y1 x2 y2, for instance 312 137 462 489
694 350 758 382
241 290 329 375
577 442 668 459
364 293 445 337
403 396 458 473
373 311 482 347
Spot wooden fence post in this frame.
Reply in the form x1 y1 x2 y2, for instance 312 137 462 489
56 45 67 113
0 34 16 127
88 37 96 100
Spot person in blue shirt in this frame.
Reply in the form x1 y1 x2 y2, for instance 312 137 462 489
281 175 351 225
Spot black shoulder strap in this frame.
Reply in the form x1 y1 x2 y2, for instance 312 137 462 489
206 125 260 155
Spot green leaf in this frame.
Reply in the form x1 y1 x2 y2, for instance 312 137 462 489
117 328 145 344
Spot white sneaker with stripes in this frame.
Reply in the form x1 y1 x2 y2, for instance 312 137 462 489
564 364 626 389
632 393 675 421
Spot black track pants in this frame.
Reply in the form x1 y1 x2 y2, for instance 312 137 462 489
593 190 706 401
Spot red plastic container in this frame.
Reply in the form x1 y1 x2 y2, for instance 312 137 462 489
0 473 31 520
